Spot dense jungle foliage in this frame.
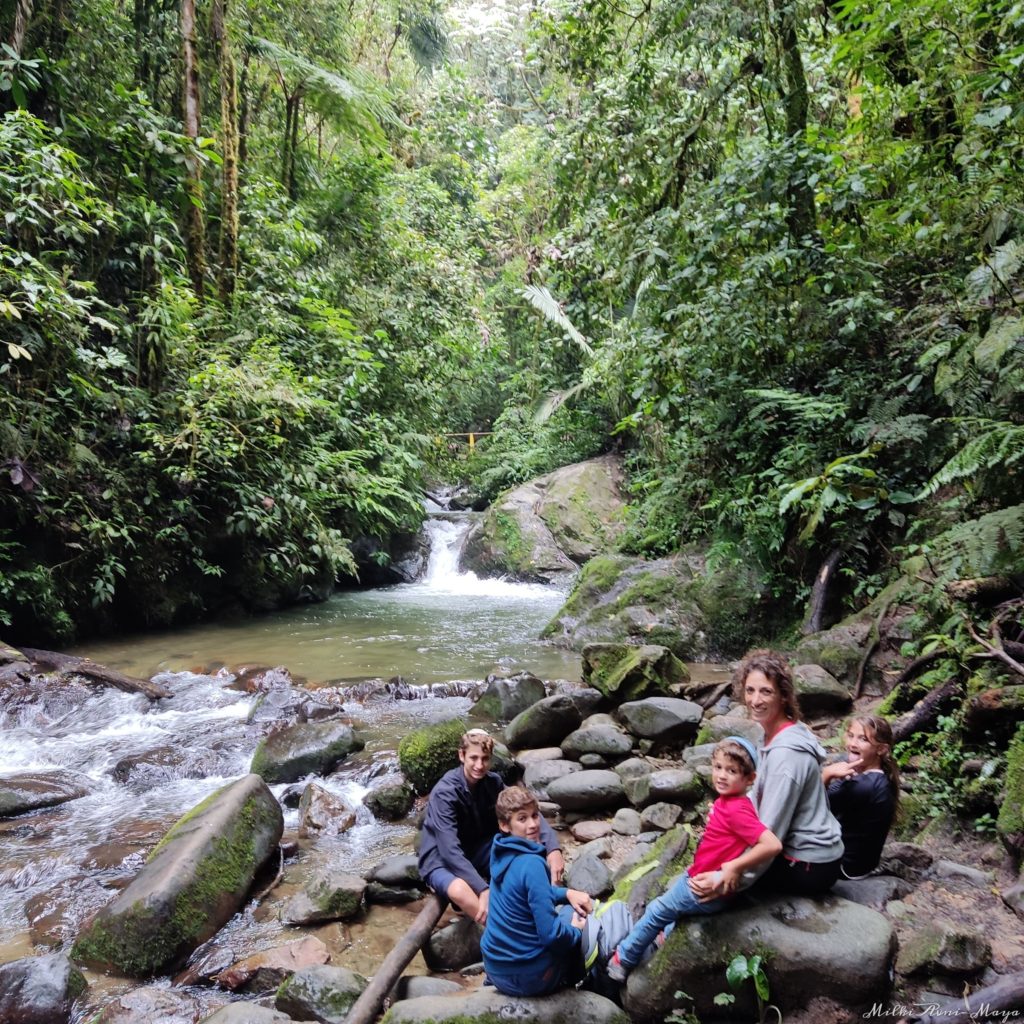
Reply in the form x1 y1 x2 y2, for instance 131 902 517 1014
1 0 1022 652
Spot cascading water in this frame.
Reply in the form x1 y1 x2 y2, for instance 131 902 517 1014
0 504 582 996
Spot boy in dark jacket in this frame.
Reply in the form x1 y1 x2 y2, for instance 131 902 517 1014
418 729 564 924
481 786 593 996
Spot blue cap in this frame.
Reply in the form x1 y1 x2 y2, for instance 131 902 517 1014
722 735 758 771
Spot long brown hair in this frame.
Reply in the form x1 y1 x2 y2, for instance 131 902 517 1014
850 714 901 812
732 648 802 723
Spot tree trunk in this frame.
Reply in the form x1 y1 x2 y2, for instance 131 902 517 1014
802 547 843 635
18 647 172 699
8 0 34 55
211 0 239 303
891 679 961 744
774 0 816 243
181 0 206 300
343 894 446 1024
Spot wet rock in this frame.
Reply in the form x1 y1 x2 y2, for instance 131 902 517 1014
0 954 86 1024
582 644 689 702
640 802 681 831
363 779 415 820
275 963 368 1023
571 820 612 842
92 986 200 1024
696 713 762 748
505 694 583 749
612 808 642 836
564 686 607 719
616 697 702 745
250 720 363 784
472 672 546 722
213 936 331 992
880 842 934 881
516 747 565 765
832 875 913 910
281 872 366 925
561 724 633 761
547 769 625 812
623 767 703 809
0 770 91 817
523 758 581 800
298 782 356 836
614 757 653 781
896 922 992 976
423 916 483 971
1002 874 1024 919
200 1005 296 1023
110 745 222 787
624 895 894 1020
367 854 422 888
365 882 425 904
381 987 628 1024
579 753 608 768
72 773 283 977
567 850 613 897
232 665 297 693
391 976 462 1001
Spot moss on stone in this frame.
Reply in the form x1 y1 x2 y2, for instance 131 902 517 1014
398 719 468 795
998 722 1024 857
493 511 528 569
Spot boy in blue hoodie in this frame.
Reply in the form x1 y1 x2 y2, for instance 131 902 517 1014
481 786 593 996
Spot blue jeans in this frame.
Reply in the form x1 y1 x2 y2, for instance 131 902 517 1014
618 871 728 968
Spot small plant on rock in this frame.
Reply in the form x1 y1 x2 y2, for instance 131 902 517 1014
716 953 782 1024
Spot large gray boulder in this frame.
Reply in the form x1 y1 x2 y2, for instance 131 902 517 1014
623 895 895 1020
617 697 703 744
459 455 629 583
382 988 628 1024
623 767 703 809
561 723 633 761
0 770 91 817
72 773 283 976
250 719 363 784
423 917 483 971
200 1006 297 1023
505 694 582 749
0 954 87 1024
472 672 546 722
792 664 853 716
523 759 582 800
547 769 625 811
281 871 366 925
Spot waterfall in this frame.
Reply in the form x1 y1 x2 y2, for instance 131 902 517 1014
422 515 473 584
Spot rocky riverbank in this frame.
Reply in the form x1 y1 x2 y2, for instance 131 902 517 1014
2 639 1023 1024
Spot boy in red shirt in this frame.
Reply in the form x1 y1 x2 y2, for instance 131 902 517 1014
608 736 781 981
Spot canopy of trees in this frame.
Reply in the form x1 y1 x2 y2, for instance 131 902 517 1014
1 0 1021 654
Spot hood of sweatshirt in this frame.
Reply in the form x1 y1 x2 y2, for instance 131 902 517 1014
761 720 826 763
491 833 546 886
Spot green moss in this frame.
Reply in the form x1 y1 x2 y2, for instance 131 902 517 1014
398 719 468 795
493 511 527 568
613 571 680 613
73 787 280 976
997 722 1024 854
542 556 630 635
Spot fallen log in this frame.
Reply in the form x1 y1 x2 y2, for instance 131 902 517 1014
19 646 171 699
344 893 446 1024
945 575 1020 604
903 968 1024 1023
892 678 961 744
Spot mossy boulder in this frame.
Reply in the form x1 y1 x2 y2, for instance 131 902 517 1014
998 721 1024 862
543 549 770 658
71 773 283 977
582 644 689 703
274 963 368 1023
623 895 895 1021
459 455 628 583
363 778 416 820
792 663 853 716
281 871 366 925
250 719 364 784
896 922 992 976
398 720 467 795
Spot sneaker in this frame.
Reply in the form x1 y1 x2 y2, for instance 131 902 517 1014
606 949 628 984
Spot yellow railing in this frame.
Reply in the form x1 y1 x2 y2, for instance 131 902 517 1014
440 431 493 452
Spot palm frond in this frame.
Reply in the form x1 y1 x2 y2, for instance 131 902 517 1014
534 381 591 424
521 284 593 357
401 10 449 72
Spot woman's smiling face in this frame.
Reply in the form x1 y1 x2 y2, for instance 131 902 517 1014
743 669 786 735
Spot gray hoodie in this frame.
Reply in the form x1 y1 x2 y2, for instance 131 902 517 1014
752 722 844 864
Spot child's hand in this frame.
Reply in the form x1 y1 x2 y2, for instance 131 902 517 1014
475 888 490 924
567 889 592 917
717 863 741 895
823 758 862 784
687 872 719 900
570 912 587 929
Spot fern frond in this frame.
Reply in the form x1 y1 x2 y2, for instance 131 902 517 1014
534 381 591 424
920 418 1024 496
745 387 846 426
935 504 1024 578
522 284 593 357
